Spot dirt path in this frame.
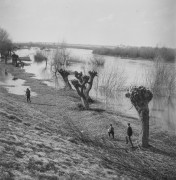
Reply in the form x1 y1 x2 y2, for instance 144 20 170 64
1 62 176 180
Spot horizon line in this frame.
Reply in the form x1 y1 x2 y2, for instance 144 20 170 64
13 41 176 49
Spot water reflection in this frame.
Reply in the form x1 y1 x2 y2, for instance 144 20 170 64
0 68 37 96
9 48 176 134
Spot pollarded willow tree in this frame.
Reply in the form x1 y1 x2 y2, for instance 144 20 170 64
58 69 72 90
71 71 97 109
50 61 72 90
125 86 153 148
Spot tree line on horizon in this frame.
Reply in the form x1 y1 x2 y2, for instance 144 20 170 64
93 46 175 62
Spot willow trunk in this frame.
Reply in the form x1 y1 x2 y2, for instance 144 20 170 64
136 104 149 148
81 97 89 110
63 77 72 90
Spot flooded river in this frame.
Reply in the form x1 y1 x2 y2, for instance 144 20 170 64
0 47 176 134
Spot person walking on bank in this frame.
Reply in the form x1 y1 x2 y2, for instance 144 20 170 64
26 88 31 103
126 123 134 147
108 124 114 139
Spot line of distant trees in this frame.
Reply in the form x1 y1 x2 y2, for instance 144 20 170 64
93 46 175 62
14 42 95 50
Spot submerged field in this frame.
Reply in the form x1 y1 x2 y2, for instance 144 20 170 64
0 62 176 180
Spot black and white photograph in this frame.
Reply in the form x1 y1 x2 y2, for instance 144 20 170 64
0 0 176 179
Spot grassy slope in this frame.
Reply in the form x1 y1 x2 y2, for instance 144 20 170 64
0 62 176 180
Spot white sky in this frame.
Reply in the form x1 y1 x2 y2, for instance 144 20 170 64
0 0 175 47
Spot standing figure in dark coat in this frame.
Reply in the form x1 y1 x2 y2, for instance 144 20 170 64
26 88 31 103
126 123 134 147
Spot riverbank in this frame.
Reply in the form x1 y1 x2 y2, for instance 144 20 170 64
1 62 176 179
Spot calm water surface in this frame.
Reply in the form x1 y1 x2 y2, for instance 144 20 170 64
0 68 37 96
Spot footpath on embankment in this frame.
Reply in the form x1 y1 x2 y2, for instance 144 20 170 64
0 62 176 180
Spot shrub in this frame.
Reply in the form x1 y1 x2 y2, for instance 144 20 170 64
34 51 47 63
89 55 105 67
146 56 176 96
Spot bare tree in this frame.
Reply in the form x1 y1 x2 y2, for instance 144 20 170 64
71 71 97 109
89 55 105 69
148 57 176 97
0 27 13 63
126 86 153 148
50 41 72 90
97 67 127 108
53 41 70 68
145 56 176 132
50 63 72 90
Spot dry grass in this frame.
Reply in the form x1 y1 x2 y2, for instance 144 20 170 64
63 115 176 180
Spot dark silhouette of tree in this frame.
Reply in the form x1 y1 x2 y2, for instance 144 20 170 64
0 27 13 63
58 69 72 90
126 86 153 148
71 71 97 109
12 53 19 67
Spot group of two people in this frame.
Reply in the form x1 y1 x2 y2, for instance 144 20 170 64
25 88 133 147
108 123 134 147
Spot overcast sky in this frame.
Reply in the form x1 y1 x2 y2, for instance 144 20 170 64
0 0 175 47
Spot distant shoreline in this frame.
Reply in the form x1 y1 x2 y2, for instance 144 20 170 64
92 46 175 62
14 42 175 62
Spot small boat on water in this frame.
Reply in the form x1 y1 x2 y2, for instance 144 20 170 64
22 46 30 49
44 48 51 51
19 56 31 61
